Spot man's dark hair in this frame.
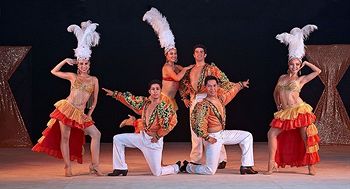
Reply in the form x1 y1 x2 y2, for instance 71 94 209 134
193 44 207 54
148 79 162 89
204 76 219 86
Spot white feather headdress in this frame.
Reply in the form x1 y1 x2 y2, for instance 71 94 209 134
67 20 100 60
143 8 175 54
276 24 317 62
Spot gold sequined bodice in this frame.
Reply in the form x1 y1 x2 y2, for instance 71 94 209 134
71 76 94 95
277 80 301 93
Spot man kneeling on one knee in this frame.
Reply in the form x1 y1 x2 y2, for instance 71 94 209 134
103 80 180 176
180 76 258 175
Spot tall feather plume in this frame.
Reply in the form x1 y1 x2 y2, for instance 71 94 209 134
67 20 100 60
143 7 175 53
276 24 317 61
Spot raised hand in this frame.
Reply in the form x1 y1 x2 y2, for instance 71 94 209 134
242 79 250 88
65 58 76 66
102 88 114 96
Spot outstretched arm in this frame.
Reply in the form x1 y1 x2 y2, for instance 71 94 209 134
102 88 145 115
162 64 194 82
51 58 76 81
221 80 249 106
299 61 321 86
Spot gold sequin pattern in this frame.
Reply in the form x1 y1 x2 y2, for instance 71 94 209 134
0 46 32 147
306 45 350 144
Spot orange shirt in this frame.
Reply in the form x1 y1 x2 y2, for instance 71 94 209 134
179 63 234 100
190 83 242 139
114 92 177 137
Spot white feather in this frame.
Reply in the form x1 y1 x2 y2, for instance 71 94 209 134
276 24 317 61
302 24 318 40
67 25 83 41
143 7 175 52
67 20 100 60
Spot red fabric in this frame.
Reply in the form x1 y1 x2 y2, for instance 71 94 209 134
270 113 316 130
50 109 94 129
275 129 320 167
32 109 93 164
270 112 320 167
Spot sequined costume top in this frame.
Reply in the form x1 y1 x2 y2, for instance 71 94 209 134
276 80 301 93
190 83 243 139
179 63 234 100
114 92 177 138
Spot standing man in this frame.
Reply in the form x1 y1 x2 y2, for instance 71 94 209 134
102 80 180 176
181 76 258 175
179 44 234 168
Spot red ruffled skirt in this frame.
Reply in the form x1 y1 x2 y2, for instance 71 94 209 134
270 102 320 167
32 100 94 163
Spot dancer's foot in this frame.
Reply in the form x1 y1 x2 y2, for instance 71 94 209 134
308 164 316 176
107 169 128 176
119 115 136 128
264 161 278 175
89 164 104 176
64 165 73 177
217 161 227 169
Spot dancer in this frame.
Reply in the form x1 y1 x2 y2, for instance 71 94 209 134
119 7 193 132
266 24 321 175
102 80 180 176
32 20 103 177
180 76 258 175
179 44 234 168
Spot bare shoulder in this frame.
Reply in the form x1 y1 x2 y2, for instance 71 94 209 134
279 74 287 80
163 63 172 70
90 76 99 82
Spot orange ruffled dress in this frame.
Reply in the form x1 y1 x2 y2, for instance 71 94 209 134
32 99 94 163
270 102 320 167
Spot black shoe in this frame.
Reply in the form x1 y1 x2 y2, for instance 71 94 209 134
217 161 227 169
240 166 258 175
180 160 189 173
176 161 181 169
107 169 128 176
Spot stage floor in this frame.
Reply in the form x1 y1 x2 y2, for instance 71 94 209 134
0 142 349 189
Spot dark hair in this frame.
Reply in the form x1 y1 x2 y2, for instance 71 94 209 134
204 76 219 85
193 44 207 54
148 79 162 89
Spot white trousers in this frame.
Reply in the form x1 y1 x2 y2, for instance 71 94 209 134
186 130 255 175
189 93 227 164
112 131 179 176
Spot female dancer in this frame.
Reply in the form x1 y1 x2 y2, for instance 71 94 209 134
32 21 103 177
266 24 321 175
120 8 193 129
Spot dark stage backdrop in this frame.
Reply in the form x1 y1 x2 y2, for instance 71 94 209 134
1 0 349 143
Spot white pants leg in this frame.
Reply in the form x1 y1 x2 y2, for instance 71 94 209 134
112 131 179 176
186 130 254 175
189 93 227 164
221 130 254 166
187 136 222 175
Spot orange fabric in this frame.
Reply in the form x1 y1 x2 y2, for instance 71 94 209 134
191 83 241 139
162 77 176 82
32 100 94 164
270 102 320 167
115 92 177 138
161 93 178 111
133 119 143 133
